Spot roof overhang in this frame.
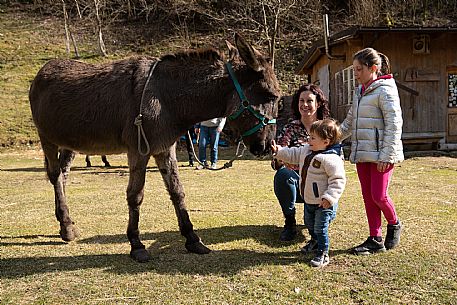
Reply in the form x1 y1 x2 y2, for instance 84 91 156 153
295 26 457 75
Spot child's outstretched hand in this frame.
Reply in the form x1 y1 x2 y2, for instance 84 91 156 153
271 140 279 154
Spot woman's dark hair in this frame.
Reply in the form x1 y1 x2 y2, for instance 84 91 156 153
291 84 330 120
353 47 391 76
378 52 391 75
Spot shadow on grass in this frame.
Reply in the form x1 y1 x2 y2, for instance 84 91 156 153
2 166 46 173
2 165 159 174
0 234 67 246
0 225 351 279
79 225 310 248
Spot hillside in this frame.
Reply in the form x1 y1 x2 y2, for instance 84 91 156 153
1 1 456 148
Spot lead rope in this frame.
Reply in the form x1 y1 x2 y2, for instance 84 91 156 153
187 130 246 171
135 60 160 156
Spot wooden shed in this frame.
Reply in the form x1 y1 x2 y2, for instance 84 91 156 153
295 26 457 150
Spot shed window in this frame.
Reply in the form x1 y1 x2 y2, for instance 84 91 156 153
449 73 457 108
335 66 356 105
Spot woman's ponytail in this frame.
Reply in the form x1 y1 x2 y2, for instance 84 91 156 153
378 52 391 76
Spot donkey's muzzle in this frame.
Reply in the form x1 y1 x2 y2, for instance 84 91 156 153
249 141 270 157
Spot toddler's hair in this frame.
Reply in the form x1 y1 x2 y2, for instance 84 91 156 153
310 118 342 147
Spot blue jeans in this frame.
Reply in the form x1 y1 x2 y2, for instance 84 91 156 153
198 126 220 164
304 202 338 253
274 166 304 217
185 128 197 163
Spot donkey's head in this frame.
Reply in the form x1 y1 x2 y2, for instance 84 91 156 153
225 34 281 157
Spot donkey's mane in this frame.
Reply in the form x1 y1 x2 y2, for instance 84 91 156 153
160 47 225 63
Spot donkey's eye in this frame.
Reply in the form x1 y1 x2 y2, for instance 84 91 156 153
278 98 284 112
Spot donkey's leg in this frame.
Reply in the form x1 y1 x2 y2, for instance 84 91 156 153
59 148 76 191
154 145 211 254
126 151 151 262
41 139 79 241
85 155 92 167
57 149 80 239
101 155 111 167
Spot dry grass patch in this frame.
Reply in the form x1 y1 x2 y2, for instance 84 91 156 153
1 148 456 304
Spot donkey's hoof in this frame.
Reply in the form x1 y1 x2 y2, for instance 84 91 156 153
185 240 211 254
130 248 151 263
60 223 80 242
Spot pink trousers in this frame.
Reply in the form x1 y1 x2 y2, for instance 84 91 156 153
356 162 398 237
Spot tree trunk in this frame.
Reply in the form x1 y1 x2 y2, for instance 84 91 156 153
70 32 80 58
62 0 71 56
62 0 80 58
94 0 107 57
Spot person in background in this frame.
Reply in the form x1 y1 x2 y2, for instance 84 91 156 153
272 84 330 241
272 119 346 267
340 47 403 255
184 127 197 167
195 117 226 170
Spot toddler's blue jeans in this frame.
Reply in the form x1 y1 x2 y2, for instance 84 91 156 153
304 202 338 253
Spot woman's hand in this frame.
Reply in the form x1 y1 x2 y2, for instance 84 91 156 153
377 161 391 172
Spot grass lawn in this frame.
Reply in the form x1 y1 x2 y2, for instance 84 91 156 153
1 147 456 304
1 5 456 304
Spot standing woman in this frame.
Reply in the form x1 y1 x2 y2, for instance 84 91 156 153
273 84 330 241
340 48 403 254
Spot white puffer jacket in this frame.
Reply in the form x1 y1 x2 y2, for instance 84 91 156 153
340 76 404 164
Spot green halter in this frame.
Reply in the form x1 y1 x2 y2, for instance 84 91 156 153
226 62 276 138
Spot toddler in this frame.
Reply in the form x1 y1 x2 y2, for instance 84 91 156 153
272 118 346 267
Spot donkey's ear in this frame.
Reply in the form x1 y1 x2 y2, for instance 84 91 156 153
251 45 262 57
235 33 262 72
225 40 238 61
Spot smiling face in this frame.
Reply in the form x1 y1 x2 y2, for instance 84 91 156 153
353 59 378 86
298 91 318 120
308 131 330 152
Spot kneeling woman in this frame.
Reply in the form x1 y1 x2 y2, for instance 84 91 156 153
272 84 331 241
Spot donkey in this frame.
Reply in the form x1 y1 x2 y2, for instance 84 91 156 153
85 155 110 167
29 33 281 262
